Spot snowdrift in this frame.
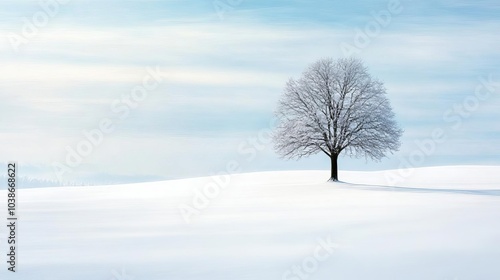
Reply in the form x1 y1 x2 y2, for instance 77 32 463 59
1 166 499 279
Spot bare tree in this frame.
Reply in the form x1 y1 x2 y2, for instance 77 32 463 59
273 57 403 181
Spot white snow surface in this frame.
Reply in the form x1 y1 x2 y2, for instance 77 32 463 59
1 166 500 280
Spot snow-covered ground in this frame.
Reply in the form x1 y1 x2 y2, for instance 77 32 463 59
1 166 500 280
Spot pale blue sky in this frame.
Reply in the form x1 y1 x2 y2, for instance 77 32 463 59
1 0 499 185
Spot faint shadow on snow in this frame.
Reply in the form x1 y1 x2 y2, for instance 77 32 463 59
336 183 500 197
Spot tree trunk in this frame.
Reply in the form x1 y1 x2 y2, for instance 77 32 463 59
329 153 339 182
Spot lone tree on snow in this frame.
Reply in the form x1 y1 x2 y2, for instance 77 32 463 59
273 58 403 181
